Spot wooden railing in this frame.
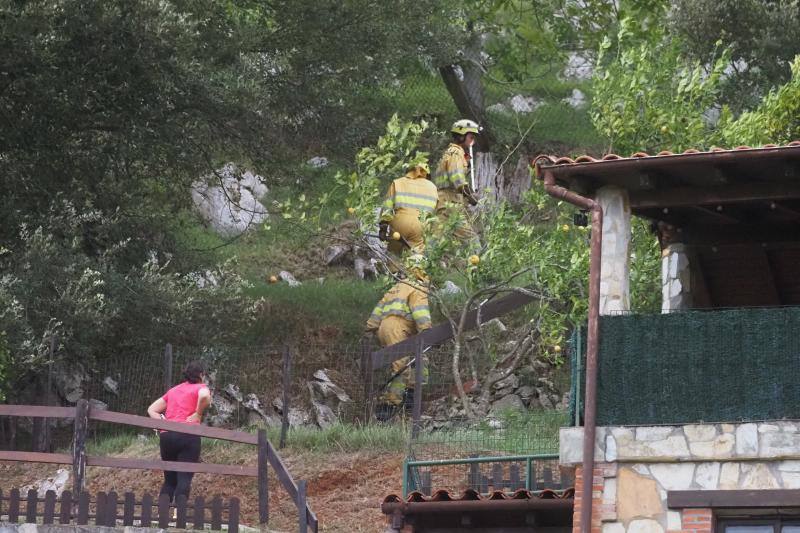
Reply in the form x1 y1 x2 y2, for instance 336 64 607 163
0 401 318 532
0 488 239 532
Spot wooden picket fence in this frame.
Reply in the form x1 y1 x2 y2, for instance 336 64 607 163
0 488 239 531
0 402 318 532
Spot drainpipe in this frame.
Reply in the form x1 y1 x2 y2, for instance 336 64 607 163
535 158 602 533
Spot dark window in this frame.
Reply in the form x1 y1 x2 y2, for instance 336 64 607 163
720 519 800 533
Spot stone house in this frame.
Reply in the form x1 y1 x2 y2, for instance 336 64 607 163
536 142 800 533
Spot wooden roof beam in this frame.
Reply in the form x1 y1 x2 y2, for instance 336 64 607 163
630 182 800 209
679 223 800 247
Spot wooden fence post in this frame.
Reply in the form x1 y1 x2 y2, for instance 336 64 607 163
297 480 307 533
258 429 269 526
163 343 173 390
279 345 291 449
72 399 89 495
411 338 424 440
360 337 370 422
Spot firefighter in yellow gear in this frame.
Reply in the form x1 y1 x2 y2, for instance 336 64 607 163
378 162 438 258
365 266 432 419
433 119 481 244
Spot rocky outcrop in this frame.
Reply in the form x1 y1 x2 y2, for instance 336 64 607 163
191 163 268 237
307 369 352 429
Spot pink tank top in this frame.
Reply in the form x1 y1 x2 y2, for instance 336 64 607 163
162 382 208 424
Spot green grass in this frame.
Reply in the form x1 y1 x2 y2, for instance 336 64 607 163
247 278 384 341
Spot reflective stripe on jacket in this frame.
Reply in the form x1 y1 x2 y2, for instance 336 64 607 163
433 143 467 190
380 172 438 222
365 280 432 334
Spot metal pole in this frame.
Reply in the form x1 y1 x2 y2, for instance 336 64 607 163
401 458 409 498
279 345 291 449
540 166 602 533
575 325 582 427
525 457 532 491
45 335 56 452
411 339 424 440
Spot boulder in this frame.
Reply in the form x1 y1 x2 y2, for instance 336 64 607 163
490 394 525 414
207 394 236 427
307 369 352 428
439 281 462 295
191 163 269 237
492 373 519 391
354 257 377 279
279 271 301 287
23 468 70 497
306 157 329 168
54 363 88 404
562 89 587 109
323 244 350 266
223 384 244 403
89 399 108 412
102 376 119 396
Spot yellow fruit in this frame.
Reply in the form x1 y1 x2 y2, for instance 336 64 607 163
347 207 355 215
554 345 562 353
269 275 278 284
562 224 570 231
469 254 480 266
392 232 401 241
660 125 669 134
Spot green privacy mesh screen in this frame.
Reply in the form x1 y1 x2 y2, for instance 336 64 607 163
572 307 800 426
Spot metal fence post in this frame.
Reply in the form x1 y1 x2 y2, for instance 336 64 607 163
525 457 533 491
72 399 89 495
401 458 409 497
44 335 56 452
297 480 307 533
279 345 291 449
411 338 424 440
257 429 269 526
163 343 173 391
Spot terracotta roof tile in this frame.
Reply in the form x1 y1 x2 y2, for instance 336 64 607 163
383 488 574 505
533 141 800 170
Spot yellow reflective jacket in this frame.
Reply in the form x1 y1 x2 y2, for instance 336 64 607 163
365 280 432 334
380 171 439 223
433 143 468 191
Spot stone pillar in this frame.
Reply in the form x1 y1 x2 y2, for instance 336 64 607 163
597 186 631 315
661 243 692 312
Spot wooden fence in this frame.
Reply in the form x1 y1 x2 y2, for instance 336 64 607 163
0 401 318 532
0 488 239 531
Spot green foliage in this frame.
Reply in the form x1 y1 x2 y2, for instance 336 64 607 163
270 422 409 453
717 57 800 146
670 0 800 110
591 22 731 154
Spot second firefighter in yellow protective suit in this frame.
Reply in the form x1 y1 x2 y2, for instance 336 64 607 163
433 119 481 245
365 267 432 420
378 162 438 258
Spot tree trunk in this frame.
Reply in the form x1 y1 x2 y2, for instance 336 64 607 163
473 154 532 204
439 30 494 151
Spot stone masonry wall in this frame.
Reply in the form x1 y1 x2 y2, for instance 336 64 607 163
561 421 800 533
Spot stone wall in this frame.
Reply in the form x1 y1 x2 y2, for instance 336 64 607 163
561 421 800 533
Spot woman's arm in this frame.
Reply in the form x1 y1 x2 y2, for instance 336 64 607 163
185 387 211 423
147 397 167 419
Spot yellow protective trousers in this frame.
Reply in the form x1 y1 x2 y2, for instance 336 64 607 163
388 210 425 256
376 315 430 406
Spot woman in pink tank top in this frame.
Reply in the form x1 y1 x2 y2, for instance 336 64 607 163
147 361 211 503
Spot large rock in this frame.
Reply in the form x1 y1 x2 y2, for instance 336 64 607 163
354 257 377 279
191 163 268 237
490 394 524 414
307 369 351 428
23 468 70 497
323 244 350 266
102 376 119 396
207 394 237 427
54 363 88 404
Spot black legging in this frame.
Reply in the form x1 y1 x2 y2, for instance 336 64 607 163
159 431 201 502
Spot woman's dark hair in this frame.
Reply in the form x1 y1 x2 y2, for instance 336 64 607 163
182 361 205 384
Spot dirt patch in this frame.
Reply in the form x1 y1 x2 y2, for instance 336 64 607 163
2 445 403 532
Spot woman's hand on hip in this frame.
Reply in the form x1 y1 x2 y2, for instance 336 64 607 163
185 412 202 423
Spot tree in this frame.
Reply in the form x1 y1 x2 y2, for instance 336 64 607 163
670 0 800 110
